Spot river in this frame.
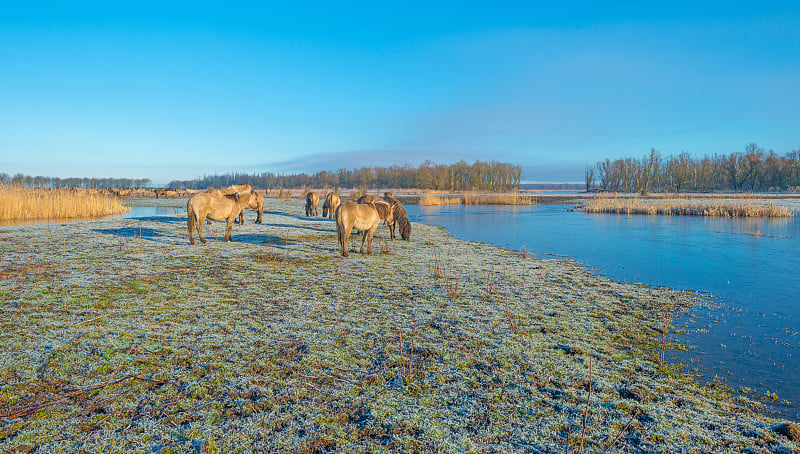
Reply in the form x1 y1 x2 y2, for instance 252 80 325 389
404 203 800 421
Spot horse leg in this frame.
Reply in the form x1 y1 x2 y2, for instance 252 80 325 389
338 219 350 257
389 221 396 240
198 215 208 244
225 218 233 242
364 226 377 254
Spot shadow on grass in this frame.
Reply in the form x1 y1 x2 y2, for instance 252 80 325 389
127 216 187 224
265 223 334 234
263 210 337 223
91 227 185 245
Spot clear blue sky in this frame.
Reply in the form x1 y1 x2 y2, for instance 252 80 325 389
2 1 799 184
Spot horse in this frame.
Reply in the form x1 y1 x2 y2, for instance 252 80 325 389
357 194 410 240
305 192 319 216
383 192 411 241
223 183 252 193
322 192 340 218
205 184 252 196
237 190 264 224
335 201 395 257
201 187 260 225
187 192 254 244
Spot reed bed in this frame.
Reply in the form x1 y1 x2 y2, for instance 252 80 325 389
582 197 794 218
419 193 536 206
0 185 128 221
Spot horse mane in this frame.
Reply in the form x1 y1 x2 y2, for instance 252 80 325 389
371 201 393 219
383 194 401 205
357 194 383 204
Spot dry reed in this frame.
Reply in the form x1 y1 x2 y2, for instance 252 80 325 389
581 197 794 218
0 185 127 221
419 192 536 206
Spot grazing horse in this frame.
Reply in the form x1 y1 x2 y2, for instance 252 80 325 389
357 194 410 240
383 193 411 241
237 190 264 224
322 192 340 218
305 192 319 216
187 192 254 244
335 201 395 257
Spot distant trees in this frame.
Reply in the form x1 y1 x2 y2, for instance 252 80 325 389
587 144 800 193
168 160 523 192
0 174 152 189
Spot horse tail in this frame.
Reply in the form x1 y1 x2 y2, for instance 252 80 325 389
187 200 196 244
336 215 347 255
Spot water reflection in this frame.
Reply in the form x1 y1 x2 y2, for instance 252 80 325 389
406 204 800 420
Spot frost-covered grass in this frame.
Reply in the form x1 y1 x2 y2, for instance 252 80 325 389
0 198 797 453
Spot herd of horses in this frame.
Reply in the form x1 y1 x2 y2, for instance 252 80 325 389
186 185 411 256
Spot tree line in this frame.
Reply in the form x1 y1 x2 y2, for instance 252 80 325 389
168 160 523 191
586 144 800 193
0 173 152 189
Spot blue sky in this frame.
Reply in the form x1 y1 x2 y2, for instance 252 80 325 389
1 2 799 184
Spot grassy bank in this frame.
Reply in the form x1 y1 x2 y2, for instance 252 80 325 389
0 185 128 222
581 196 795 218
0 198 797 453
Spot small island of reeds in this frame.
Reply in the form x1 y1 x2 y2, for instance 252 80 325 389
419 192 536 206
581 196 795 218
0 185 128 222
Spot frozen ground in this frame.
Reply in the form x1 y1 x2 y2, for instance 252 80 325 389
0 198 797 452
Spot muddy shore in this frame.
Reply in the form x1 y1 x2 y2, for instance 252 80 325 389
1 198 797 453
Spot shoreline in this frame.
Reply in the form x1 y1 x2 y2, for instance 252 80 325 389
1 198 798 452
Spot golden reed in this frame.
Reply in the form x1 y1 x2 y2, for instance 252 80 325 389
581 197 794 218
419 193 536 206
0 185 128 221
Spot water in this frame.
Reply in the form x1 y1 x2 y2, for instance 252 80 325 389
405 204 800 420
122 206 183 218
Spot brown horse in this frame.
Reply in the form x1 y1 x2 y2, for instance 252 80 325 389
187 192 253 244
335 201 395 257
357 194 409 239
383 192 411 241
305 192 319 216
237 190 264 224
322 192 340 218
205 184 252 196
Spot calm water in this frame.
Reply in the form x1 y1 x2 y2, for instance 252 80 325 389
405 204 800 420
